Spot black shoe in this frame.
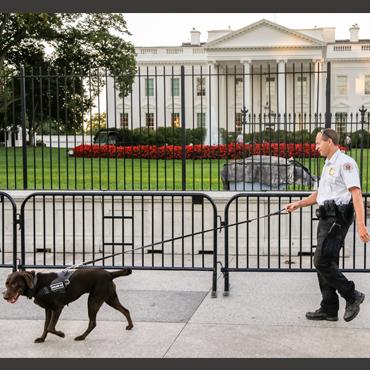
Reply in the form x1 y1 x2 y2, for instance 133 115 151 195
305 308 338 321
344 290 365 322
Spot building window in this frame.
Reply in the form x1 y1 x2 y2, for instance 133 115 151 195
335 112 347 135
265 77 276 98
336 75 348 96
171 113 180 128
296 76 307 97
171 78 180 96
196 112 205 128
196 77 206 96
235 112 243 132
145 113 154 129
365 75 370 95
145 78 154 96
120 113 128 128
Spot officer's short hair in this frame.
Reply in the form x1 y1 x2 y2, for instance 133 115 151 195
321 128 339 145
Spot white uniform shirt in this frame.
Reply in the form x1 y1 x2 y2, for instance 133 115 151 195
317 149 361 206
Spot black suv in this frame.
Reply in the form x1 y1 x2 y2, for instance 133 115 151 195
93 128 127 146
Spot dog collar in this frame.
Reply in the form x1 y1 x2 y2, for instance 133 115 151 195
26 274 38 299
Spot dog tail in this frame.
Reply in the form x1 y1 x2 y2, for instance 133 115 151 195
110 268 132 279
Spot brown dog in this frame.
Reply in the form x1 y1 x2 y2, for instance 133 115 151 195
2 268 133 343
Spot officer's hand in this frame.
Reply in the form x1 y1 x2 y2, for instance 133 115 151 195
358 224 370 244
285 202 299 213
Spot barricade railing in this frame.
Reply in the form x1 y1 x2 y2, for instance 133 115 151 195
0 191 18 271
18 191 219 296
222 192 370 295
1 190 370 298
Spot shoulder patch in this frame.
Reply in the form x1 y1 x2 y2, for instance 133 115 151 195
343 162 353 171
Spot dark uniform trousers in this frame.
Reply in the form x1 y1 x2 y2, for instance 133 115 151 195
314 203 355 315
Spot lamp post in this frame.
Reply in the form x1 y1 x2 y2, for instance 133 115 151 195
241 106 248 128
264 101 276 128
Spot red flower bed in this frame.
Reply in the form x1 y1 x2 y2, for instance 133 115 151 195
72 143 347 160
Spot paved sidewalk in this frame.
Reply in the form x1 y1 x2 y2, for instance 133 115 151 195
0 266 370 358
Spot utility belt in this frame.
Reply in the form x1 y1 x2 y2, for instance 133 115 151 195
315 200 353 220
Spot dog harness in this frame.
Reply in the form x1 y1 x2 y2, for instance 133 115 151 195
28 270 75 299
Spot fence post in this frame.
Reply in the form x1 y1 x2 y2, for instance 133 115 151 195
325 61 331 128
359 105 367 186
181 65 186 190
20 65 28 189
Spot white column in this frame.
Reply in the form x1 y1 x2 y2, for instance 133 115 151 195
313 59 320 117
205 62 219 145
106 75 116 128
277 60 286 119
241 60 252 118
320 60 327 120
313 59 326 121
218 65 227 140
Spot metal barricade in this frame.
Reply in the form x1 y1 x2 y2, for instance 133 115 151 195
19 191 219 296
223 192 370 295
0 191 18 271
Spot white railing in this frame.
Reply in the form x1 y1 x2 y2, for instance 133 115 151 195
334 45 352 51
35 135 93 148
166 48 183 54
140 48 158 54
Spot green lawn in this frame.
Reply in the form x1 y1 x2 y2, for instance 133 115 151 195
1 147 370 191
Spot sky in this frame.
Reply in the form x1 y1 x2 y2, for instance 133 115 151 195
123 13 370 46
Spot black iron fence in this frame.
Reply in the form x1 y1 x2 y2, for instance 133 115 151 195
1 63 370 191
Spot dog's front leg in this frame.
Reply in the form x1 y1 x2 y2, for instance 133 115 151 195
47 307 65 338
34 309 52 343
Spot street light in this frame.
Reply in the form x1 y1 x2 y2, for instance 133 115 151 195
264 101 275 128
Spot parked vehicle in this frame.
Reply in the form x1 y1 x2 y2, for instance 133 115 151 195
93 128 127 146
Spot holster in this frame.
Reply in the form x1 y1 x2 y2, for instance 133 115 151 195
315 200 354 224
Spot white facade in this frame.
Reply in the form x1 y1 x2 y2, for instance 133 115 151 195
107 19 370 142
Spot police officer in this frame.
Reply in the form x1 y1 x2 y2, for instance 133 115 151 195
286 128 370 322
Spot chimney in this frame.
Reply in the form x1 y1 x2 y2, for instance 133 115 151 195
190 27 201 46
349 23 359 42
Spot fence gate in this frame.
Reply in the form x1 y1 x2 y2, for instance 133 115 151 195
222 192 370 295
19 191 219 296
0 192 17 271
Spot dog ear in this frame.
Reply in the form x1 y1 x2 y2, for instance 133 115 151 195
21 271 34 289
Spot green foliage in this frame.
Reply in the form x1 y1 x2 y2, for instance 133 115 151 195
84 112 107 135
350 130 370 148
0 13 137 137
223 129 317 144
93 127 207 146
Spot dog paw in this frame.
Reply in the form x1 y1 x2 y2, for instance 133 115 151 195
74 335 85 341
55 331 65 338
126 324 133 330
34 337 45 343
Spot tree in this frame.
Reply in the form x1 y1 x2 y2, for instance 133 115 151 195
0 13 136 141
84 112 107 135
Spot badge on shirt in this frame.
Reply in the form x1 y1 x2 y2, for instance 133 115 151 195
329 167 335 176
343 162 353 171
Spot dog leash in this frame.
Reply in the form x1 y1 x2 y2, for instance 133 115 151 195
64 208 288 271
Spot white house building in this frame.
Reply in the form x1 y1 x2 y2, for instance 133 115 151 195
107 19 370 143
